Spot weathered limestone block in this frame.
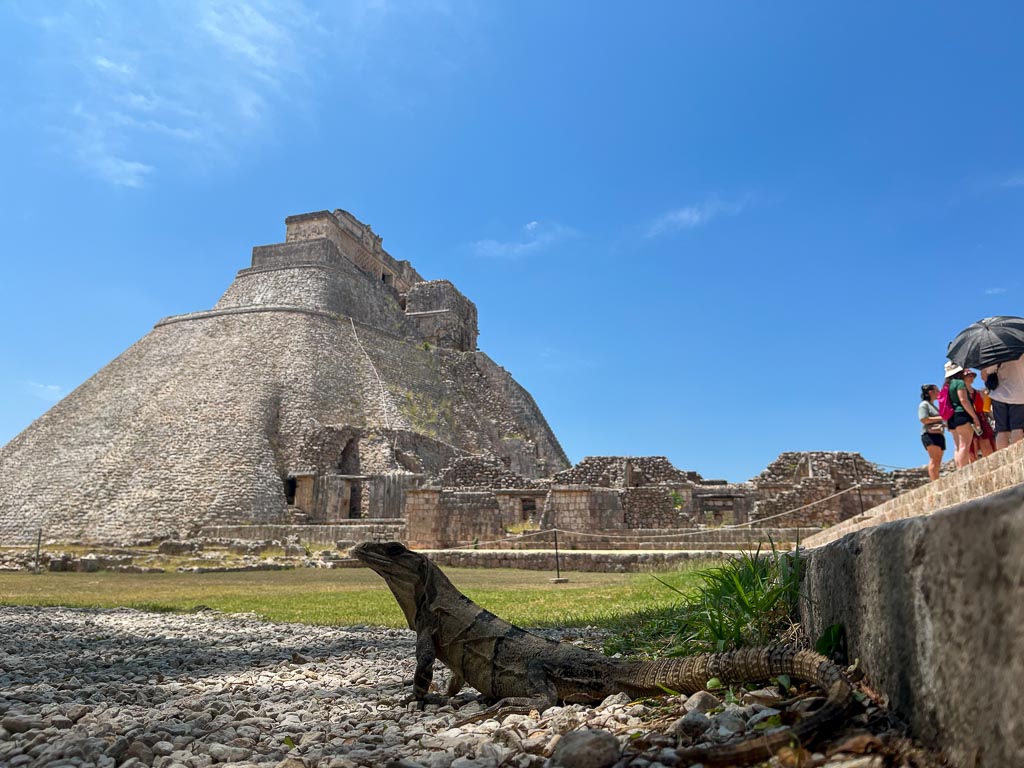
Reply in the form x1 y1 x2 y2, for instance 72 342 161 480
406 280 478 351
801 484 1024 768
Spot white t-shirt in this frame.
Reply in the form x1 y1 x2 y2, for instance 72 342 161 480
983 353 1024 405
918 400 943 434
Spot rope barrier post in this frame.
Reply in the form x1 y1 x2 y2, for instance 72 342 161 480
550 527 568 584
33 528 42 575
851 458 865 518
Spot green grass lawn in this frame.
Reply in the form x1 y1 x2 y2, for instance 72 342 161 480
0 565 709 629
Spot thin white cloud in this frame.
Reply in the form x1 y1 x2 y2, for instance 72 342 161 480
646 198 745 238
985 287 1008 295
93 56 133 76
22 0 320 187
25 382 64 402
999 173 1024 189
16 1 481 187
13 1 482 187
470 221 579 260
65 104 155 188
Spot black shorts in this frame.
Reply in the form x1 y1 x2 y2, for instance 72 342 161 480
921 432 946 451
992 400 1024 432
947 411 974 430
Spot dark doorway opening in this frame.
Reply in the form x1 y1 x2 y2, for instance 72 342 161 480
284 477 297 505
338 438 362 518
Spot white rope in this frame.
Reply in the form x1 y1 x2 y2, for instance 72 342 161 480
349 318 400 453
720 484 863 529
438 484 866 550
871 461 917 471
445 528 553 550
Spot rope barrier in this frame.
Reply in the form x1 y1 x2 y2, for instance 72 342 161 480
717 484 863 529
445 528 554 551
349 318 399 452
870 461 917 471
349 318 391 431
439 484 866 550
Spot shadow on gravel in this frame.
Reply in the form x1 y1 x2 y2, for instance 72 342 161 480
0 606 412 707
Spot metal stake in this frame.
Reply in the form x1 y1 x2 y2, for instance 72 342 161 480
852 458 865 517
550 527 568 583
554 527 561 578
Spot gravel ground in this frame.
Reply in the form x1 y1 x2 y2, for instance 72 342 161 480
0 607 945 768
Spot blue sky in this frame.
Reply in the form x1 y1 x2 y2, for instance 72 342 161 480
1 1 1021 482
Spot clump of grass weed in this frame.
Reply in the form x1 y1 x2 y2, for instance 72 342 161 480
605 541 802 658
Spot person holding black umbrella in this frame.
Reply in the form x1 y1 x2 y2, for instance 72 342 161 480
947 316 1024 451
981 352 1024 449
943 360 983 469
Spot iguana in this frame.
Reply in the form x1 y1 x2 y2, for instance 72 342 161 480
352 541 854 765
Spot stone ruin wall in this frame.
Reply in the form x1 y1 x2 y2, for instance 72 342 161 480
213 240 417 341
552 456 701 487
406 280 478 352
542 487 624 532
691 484 758 527
284 210 423 294
435 455 547 490
430 352 567 479
405 489 505 549
401 451 934 550
748 452 904 527
622 487 681 529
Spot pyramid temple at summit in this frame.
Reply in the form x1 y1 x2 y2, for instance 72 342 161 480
0 209 569 544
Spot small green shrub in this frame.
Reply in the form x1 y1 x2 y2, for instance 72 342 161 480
604 541 802 658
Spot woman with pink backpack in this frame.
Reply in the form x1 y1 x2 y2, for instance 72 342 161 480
941 361 984 469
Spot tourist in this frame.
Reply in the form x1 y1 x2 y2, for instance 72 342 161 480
918 384 945 481
964 370 995 460
944 361 983 469
982 352 1024 449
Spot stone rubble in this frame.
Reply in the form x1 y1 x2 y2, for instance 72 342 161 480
0 607 941 768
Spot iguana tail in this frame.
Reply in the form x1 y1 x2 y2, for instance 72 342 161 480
631 646 854 765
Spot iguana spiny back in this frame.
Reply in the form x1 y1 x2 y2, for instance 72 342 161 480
352 541 853 765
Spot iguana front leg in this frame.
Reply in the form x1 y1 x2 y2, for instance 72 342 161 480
444 670 465 697
454 659 557 726
405 629 437 705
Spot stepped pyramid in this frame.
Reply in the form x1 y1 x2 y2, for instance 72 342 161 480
0 210 568 544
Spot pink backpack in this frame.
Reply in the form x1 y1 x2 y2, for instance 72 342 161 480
937 384 955 421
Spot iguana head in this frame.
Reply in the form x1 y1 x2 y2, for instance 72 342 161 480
351 541 433 629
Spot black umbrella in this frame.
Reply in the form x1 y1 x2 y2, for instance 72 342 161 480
947 315 1024 369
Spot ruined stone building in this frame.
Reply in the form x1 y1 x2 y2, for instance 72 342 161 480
0 210 569 544
402 451 930 550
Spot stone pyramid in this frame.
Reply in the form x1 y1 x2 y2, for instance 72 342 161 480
0 210 568 544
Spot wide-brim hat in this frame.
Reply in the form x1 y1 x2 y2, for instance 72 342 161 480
944 360 964 378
